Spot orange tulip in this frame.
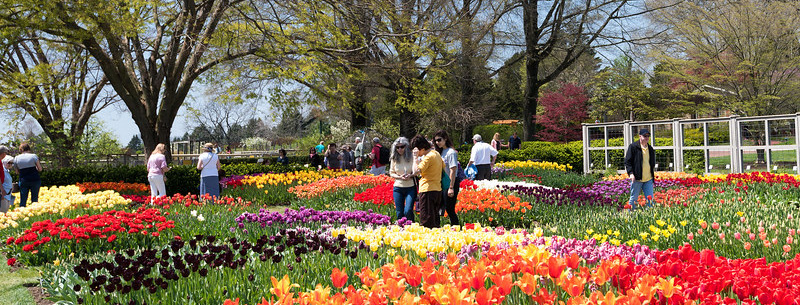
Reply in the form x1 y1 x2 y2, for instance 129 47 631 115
383 277 407 300
657 277 680 298
562 274 587 298
356 266 377 286
222 299 240 305
269 275 298 299
475 287 496 305
516 273 539 295
330 267 348 289
490 273 513 296
566 252 581 270
547 256 567 279
532 288 557 305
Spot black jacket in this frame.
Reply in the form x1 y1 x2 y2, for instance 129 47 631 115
624 142 655 180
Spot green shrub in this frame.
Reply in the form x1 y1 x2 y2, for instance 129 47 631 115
39 163 308 196
497 141 584 170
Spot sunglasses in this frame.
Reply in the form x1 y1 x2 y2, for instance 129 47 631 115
396 145 406 149
434 138 443 142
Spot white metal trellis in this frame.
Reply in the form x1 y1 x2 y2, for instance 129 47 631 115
582 113 800 175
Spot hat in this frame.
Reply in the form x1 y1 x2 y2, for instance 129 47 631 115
0 145 7 154
472 134 482 141
638 129 651 136
355 137 361 142
2 155 12 164
372 137 380 143
203 143 214 150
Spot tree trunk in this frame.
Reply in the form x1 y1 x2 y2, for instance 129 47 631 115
399 106 418 138
350 84 368 129
521 0 539 141
522 59 541 141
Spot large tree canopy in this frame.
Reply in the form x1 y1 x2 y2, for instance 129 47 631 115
648 0 800 116
0 33 113 166
0 0 269 160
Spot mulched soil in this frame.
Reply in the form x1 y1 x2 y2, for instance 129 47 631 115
28 285 55 305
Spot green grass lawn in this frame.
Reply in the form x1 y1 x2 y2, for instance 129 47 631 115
0 257 40 305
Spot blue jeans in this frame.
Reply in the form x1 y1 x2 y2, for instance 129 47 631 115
19 179 41 207
200 176 220 198
393 186 416 222
629 179 654 209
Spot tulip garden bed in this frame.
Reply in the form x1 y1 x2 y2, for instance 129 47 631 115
2 161 800 304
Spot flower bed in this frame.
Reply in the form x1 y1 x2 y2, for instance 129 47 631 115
6 208 174 265
6 167 800 305
76 181 150 195
0 186 130 230
352 182 394 206
288 175 393 199
233 207 405 231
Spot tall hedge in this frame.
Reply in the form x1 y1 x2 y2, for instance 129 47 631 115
497 141 584 170
40 163 307 195
453 141 584 171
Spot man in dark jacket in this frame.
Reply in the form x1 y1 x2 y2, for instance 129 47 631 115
624 129 656 209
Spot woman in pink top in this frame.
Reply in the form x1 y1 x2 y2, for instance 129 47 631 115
146 143 171 200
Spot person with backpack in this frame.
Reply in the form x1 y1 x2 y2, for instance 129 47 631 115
369 137 389 175
433 130 460 226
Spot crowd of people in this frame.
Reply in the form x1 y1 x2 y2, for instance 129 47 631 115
0 131 521 218
299 131 518 228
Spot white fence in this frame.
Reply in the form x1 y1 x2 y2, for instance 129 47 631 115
581 113 800 174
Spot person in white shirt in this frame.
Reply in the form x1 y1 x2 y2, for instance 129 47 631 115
197 143 221 198
467 134 498 180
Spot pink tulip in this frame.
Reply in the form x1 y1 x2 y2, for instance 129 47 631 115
712 222 720 230
687 233 694 240
749 233 756 240
734 232 741 240
718 233 725 240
